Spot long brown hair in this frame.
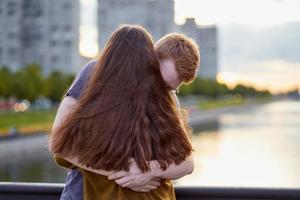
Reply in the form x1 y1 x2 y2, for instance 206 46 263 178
50 25 192 172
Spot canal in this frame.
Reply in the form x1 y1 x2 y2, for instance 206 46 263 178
1 100 299 188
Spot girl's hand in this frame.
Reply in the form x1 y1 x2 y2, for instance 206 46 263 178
127 178 161 192
108 159 161 190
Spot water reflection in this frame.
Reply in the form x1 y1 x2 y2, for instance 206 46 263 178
176 100 300 187
0 159 66 183
192 119 220 133
1 100 300 188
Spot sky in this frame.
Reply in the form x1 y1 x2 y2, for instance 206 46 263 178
174 0 300 26
174 0 300 93
79 0 98 57
80 0 300 93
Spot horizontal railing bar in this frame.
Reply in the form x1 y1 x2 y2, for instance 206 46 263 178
1 182 300 200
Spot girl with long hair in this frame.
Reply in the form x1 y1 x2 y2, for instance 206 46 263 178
49 25 193 199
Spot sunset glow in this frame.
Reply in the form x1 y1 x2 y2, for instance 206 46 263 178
174 0 300 26
80 0 300 93
79 0 98 58
79 26 99 58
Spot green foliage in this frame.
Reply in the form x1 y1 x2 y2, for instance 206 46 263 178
10 64 44 101
198 96 245 110
179 78 229 97
0 64 75 102
0 67 13 98
44 71 74 102
0 63 272 102
178 77 272 97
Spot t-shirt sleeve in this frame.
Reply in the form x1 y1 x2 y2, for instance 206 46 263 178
65 60 97 99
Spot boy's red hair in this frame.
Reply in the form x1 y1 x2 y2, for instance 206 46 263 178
155 33 200 84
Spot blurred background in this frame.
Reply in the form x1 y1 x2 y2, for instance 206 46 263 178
0 0 300 188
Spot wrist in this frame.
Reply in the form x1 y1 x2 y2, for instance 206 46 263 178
149 160 163 178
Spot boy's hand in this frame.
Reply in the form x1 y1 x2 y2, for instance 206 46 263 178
108 158 161 191
127 178 161 192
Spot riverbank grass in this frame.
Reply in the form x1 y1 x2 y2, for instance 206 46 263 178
198 96 272 110
198 95 245 110
0 109 56 136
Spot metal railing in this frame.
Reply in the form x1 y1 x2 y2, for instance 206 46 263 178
1 182 300 200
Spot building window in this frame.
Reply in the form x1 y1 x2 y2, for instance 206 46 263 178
8 48 17 59
7 32 17 39
0 1 3 16
51 25 58 32
64 40 72 47
50 40 58 47
22 0 43 17
64 24 71 32
35 33 42 41
51 55 59 63
22 32 36 48
63 2 71 9
7 1 17 16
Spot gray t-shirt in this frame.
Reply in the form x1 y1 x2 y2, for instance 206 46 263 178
65 60 96 99
60 60 96 200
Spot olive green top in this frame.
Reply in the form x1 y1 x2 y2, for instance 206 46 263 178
55 155 176 200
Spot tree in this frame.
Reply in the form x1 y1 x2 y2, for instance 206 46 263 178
0 67 13 98
44 71 74 102
178 77 271 98
11 64 44 101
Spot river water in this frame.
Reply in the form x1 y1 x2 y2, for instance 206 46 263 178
1 100 300 188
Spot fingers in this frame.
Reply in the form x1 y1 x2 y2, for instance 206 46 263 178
132 188 151 192
114 174 161 189
147 180 161 187
142 185 158 190
129 184 158 192
117 177 161 188
151 177 161 182
108 171 127 180
115 177 132 187
122 180 135 188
